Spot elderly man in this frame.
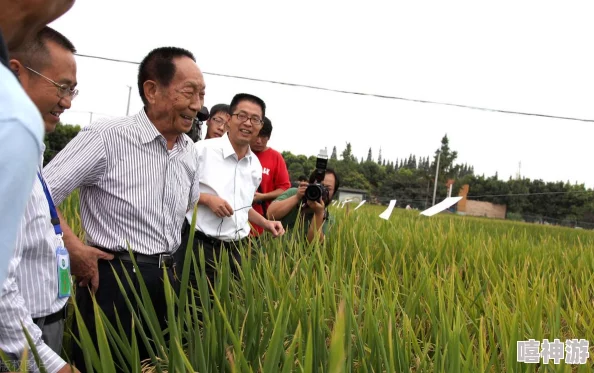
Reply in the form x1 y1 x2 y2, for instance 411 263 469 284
0 27 79 373
44 46 204 372
0 0 75 287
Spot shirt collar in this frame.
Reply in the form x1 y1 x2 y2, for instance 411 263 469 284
221 134 253 163
136 108 190 149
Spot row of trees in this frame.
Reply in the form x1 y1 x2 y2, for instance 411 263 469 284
283 136 594 227
46 124 594 227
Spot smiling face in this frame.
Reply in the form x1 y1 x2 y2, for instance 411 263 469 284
144 56 205 140
205 111 229 139
11 38 77 133
227 100 263 148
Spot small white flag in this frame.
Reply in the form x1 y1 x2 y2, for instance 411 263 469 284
379 200 397 220
420 197 463 217
354 200 366 210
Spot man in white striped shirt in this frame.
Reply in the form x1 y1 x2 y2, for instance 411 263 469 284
43 47 204 372
0 27 80 373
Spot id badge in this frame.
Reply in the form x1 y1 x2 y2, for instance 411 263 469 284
56 246 71 298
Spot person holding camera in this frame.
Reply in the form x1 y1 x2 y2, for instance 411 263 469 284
267 167 339 243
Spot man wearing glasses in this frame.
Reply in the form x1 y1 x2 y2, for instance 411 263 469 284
203 103 230 140
0 27 81 373
178 93 285 301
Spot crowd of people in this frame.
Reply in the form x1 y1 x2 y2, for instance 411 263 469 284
0 1 341 372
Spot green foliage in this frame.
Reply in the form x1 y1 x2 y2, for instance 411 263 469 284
43 199 594 372
44 123 81 166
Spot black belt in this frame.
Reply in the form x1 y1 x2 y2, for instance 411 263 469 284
194 230 241 248
95 247 175 268
33 306 67 325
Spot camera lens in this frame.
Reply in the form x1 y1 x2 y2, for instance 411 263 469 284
305 184 322 201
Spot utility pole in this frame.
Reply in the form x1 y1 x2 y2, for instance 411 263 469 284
89 111 93 125
432 151 441 206
126 85 132 116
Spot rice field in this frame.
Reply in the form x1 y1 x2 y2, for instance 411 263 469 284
52 194 594 372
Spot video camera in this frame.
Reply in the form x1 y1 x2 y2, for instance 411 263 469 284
303 148 330 205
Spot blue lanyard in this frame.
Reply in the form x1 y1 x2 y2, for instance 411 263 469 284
37 172 62 236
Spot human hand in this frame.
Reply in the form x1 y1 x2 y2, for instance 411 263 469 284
253 192 264 203
306 198 325 215
264 220 285 237
70 245 114 293
295 182 308 200
207 196 234 217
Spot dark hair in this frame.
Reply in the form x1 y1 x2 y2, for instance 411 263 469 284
9 26 76 70
209 103 231 118
138 47 196 106
308 167 340 198
258 116 273 137
230 93 266 118
298 175 308 182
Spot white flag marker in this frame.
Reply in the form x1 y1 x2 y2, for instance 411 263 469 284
354 200 366 210
379 200 397 220
420 196 463 217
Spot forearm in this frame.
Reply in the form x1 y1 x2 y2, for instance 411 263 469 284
267 195 300 220
260 188 286 202
248 208 269 227
198 193 214 207
0 280 66 373
306 211 325 244
57 210 84 250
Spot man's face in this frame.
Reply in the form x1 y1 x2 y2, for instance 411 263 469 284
323 172 337 201
151 56 205 136
3 0 75 49
228 100 263 147
205 111 229 139
250 134 269 153
13 40 77 133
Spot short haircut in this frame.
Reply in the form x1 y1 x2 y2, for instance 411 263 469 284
230 93 266 118
258 116 273 137
209 103 231 118
138 47 196 106
9 26 76 71
308 167 340 197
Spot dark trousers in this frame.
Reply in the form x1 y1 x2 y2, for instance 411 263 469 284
72 257 176 373
176 222 243 309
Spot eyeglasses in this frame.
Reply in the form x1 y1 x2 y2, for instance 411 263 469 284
232 112 263 126
24 66 78 99
211 116 227 126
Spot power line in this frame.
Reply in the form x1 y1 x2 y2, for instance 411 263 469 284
74 53 594 124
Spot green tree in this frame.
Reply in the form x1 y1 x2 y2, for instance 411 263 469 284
44 123 81 166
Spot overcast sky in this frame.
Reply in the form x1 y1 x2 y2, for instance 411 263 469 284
50 1 594 187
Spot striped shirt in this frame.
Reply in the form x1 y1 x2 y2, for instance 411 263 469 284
44 109 201 255
0 145 67 373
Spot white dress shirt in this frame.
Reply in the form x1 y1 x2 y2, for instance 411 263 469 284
187 134 262 242
0 145 67 373
44 109 201 255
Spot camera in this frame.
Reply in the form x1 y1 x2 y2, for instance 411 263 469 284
304 149 330 204
186 106 210 142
